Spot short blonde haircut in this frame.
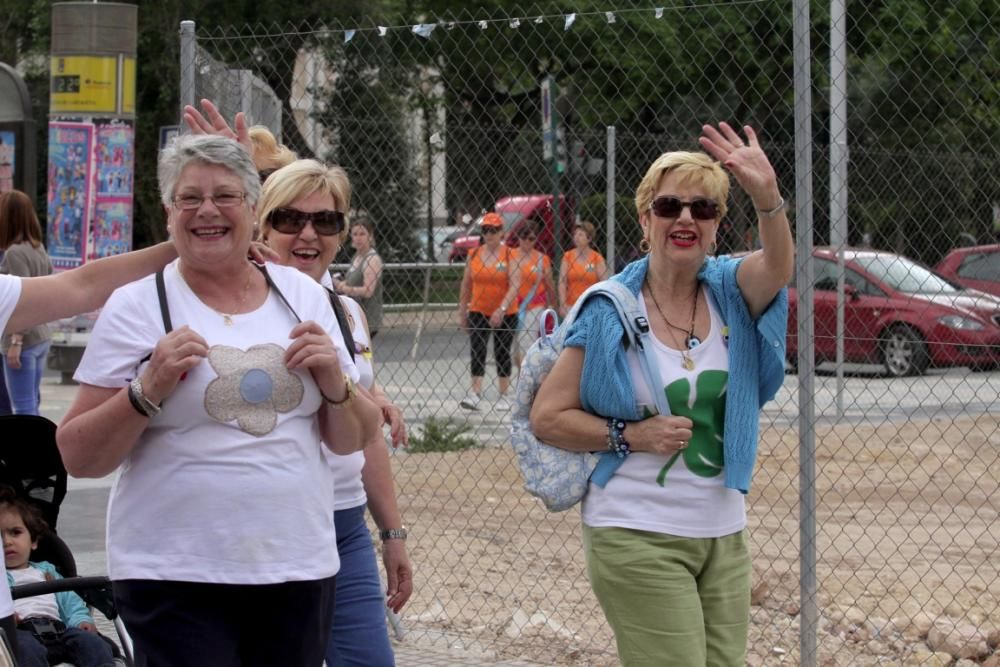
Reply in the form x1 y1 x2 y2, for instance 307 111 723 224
249 126 297 172
573 220 597 243
634 151 729 220
258 159 352 243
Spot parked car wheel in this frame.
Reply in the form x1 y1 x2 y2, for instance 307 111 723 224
880 325 929 377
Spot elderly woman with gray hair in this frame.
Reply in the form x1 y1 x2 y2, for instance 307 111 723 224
56 134 380 666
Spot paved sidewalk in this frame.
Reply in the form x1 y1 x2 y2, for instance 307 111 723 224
40 376 545 666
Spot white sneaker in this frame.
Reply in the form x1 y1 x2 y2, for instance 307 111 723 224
495 396 512 412
460 393 481 410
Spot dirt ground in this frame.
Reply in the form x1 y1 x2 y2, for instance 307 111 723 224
388 415 1000 665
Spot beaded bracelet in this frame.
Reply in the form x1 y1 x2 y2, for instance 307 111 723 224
606 417 631 458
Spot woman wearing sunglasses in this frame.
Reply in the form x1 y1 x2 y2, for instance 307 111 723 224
531 122 792 666
557 220 609 318
258 159 412 667
457 212 521 411
513 221 556 369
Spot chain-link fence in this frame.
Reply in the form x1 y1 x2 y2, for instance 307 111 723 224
179 2 999 664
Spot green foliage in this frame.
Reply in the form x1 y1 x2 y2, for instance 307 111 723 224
408 417 479 453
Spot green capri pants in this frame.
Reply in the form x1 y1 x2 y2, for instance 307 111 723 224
583 525 751 667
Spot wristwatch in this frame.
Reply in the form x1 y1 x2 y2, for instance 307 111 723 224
379 527 407 542
322 374 356 409
128 377 162 417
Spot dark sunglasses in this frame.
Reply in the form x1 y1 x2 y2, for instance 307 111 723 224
649 196 719 221
481 226 502 234
268 208 345 236
258 168 278 184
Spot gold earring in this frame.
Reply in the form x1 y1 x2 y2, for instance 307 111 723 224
639 237 651 254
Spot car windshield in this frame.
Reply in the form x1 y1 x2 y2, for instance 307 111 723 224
853 254 960 294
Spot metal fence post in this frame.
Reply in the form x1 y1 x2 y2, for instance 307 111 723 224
793 0 817 665
179 20 196 118
606 126 616 272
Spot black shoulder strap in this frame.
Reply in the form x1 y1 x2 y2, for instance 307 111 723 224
326 288 356 361
155 270 173 334
255 263 301 324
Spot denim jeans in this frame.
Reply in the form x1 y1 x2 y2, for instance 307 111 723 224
16 625 116 667
325 503 395 667
2 340 50 415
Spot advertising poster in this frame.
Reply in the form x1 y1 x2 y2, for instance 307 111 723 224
46 121 93 270
89 119 135 261
0 130 14 193
91 199 132 259
95 121 134 196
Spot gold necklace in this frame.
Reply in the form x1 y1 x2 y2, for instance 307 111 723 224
182 262 254 326
645 280 699 371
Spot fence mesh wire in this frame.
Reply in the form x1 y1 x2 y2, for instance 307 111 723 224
184 2 999 664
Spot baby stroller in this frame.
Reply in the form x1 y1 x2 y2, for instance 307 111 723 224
0 414 131 666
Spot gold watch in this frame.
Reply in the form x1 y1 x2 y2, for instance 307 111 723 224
322 374 356 409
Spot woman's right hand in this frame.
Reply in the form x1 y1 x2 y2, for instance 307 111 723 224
628 415 694 456
457 310 468 330
141 325 209 405
5 345 21 370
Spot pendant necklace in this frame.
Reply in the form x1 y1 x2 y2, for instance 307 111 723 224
646 280 699 371
182 262 253 326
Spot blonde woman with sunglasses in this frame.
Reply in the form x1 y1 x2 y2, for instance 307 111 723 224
531 122 792 666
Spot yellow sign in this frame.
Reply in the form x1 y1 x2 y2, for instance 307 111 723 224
50 56 118 113
121 57 136 116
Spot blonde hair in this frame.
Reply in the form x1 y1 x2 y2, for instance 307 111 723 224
258 159 352 242
249 126 297 171
634 151 729 220
573 220 597 244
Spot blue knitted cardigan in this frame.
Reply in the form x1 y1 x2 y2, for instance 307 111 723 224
564 255 788 494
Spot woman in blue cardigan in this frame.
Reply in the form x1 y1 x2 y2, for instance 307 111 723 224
531 122 793 666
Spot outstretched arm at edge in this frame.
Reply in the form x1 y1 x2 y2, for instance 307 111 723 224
6 242 176 334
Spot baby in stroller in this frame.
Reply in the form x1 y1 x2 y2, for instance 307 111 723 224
0 487 115 667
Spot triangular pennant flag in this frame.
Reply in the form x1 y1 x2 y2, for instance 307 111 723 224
478 20 488 30
534 16 544 24
606 12 616 24
344 29 356 44
510 18 521 29
655 8 664 19
377 26 388 37
412 23 435 38
564 13 576 31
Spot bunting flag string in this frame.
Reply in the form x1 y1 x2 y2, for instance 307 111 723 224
300 1 772 44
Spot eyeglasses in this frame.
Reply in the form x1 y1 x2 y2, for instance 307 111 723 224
649 196 719 221
172 192 247 210
481 226 502 234
258 169 277 184
268 207 345 236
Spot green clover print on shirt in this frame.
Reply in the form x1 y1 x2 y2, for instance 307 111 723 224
655 370 729 486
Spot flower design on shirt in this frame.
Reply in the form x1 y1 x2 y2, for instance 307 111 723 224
655 370 728 486
203 343 304 436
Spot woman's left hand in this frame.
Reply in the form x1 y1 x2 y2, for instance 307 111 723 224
380 401 408 447
332 278 346 293
699 122 780 205
285 320 345 399
5 345 21 370
248 242 279 264
382 540 414 613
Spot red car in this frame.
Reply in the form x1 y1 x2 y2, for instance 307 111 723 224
448 194 574 262
787 247 1000 376
934 244 1000 297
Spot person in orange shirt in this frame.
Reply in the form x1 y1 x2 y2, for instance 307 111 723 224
558 221 609 317
457 213 520 411
513 221 556 369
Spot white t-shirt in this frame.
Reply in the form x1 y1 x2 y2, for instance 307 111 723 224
9 567 60 621
327 297 373 511
0 274 20 616
582 288 746 538
74 261 359 584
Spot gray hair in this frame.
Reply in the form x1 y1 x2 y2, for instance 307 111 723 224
157 134 261 208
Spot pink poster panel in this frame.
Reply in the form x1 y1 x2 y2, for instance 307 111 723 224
46 121 94 270
90 198 132 260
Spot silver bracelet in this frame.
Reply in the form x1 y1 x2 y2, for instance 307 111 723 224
756 196 786 218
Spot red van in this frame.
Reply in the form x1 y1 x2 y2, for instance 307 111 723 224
448 194 574 262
